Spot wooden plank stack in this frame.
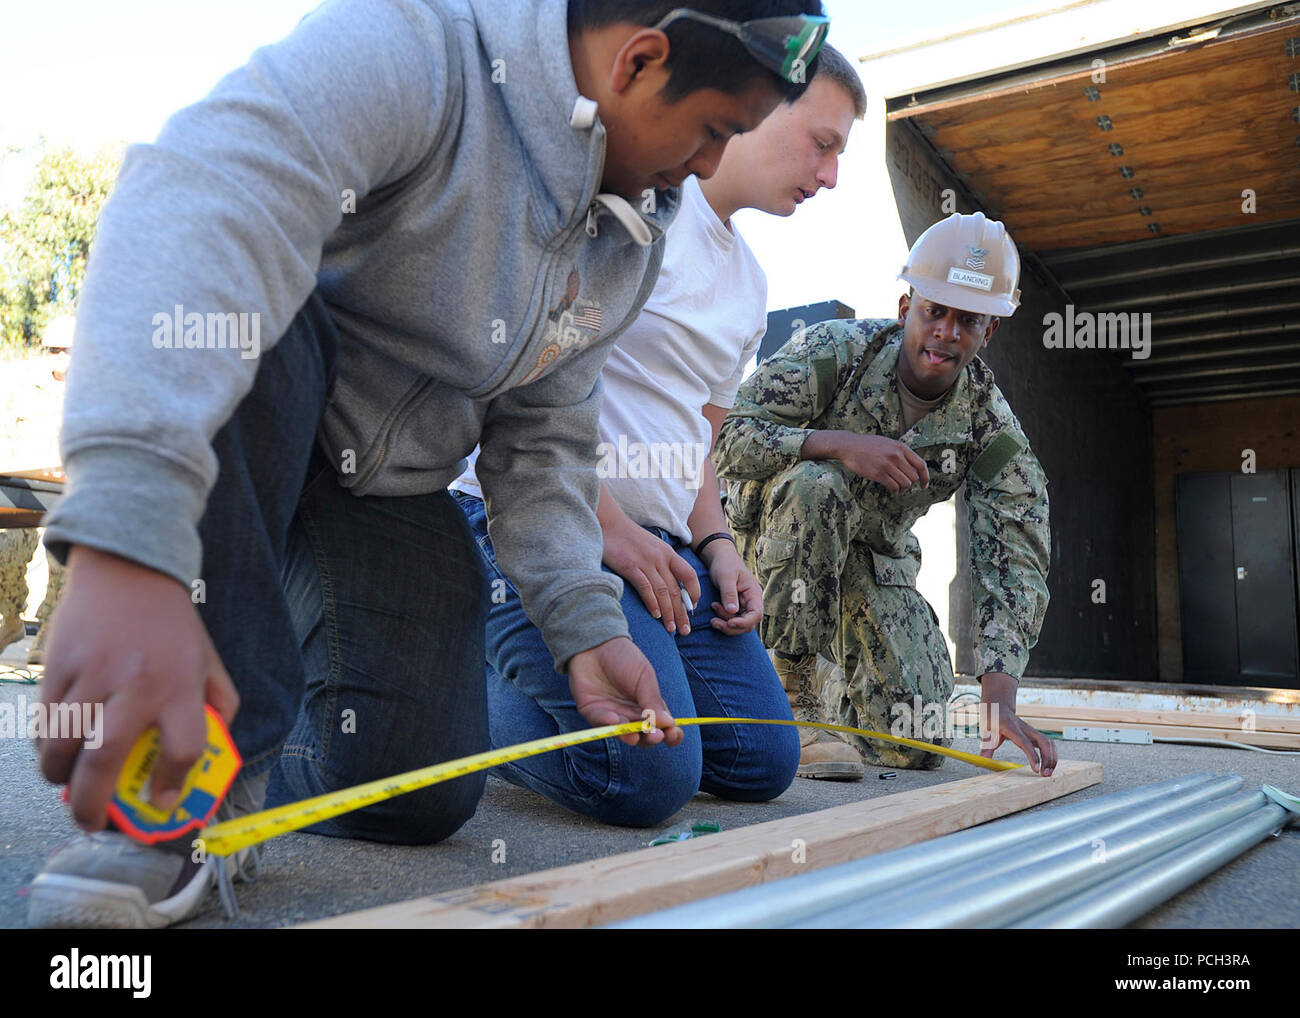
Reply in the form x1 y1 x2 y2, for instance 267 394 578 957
950 703 1300 750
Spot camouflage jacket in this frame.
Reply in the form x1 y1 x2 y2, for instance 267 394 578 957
714 318 1050 678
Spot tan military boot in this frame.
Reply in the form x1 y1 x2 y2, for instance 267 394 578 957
0 614 24 655
773 652 864 781
27 622 48 665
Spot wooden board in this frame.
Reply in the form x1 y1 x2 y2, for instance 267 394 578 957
1021 718 1299 750
0 467 65 484
951 703 1300 735
0 508 46 528
952 709 1299 749
898 23 1300 249
0 468 63 528
298 759 1101 929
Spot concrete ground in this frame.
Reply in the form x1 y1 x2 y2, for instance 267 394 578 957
2 635 1297 929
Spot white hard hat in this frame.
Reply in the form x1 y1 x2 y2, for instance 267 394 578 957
899 212 1021 317
43 314 76 349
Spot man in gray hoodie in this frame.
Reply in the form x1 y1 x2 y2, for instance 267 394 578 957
28 0 829 928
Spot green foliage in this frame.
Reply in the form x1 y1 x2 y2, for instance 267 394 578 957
0 144 122 353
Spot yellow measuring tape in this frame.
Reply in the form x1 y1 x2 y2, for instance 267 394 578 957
197 717 1019 856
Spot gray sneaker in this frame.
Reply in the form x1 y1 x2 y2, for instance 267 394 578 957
27 771 269 929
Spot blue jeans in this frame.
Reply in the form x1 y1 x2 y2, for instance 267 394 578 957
456 493 799 827
195 291 489 844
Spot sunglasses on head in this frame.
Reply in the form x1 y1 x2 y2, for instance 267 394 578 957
652 8 830 85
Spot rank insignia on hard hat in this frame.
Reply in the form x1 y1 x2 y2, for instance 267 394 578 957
966 247 989 270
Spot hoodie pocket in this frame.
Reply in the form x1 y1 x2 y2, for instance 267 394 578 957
349 376 436 493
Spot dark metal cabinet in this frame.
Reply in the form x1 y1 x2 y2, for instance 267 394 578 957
757 300 855 366
1176 473 1238 681
1175 469 1300 686
1231 471 1298 681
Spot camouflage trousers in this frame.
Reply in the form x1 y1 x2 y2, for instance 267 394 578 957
735 460 953 770
38 551 65 624
0 528 64 624
0 528 38 622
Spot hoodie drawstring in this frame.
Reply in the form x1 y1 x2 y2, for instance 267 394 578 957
586 193 654 247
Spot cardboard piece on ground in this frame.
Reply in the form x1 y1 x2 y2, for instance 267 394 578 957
299 758 1102 929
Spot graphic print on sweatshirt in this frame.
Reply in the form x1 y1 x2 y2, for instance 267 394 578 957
520 267 604 385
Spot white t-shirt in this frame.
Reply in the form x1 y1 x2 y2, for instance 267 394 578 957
452 175 767 543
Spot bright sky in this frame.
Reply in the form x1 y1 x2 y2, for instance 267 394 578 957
0 0 1030 313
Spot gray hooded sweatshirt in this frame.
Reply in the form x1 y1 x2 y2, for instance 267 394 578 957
43 0 680 669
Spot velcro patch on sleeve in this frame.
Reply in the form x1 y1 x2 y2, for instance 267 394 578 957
971 432 1024 484
809 353 837 405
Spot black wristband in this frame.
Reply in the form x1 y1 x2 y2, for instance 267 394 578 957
694 531 736 558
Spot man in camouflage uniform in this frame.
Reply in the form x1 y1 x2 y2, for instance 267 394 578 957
29 547 65 663
0 317 73 660
26 318 74 664
0 531 65 660
0 528 40 652
715 212 1058 777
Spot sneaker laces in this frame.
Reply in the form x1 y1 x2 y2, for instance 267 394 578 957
211 774 267 919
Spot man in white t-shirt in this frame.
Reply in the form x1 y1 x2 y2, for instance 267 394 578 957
453 45 867 824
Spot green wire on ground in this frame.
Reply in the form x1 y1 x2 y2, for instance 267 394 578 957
0 664 38 685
